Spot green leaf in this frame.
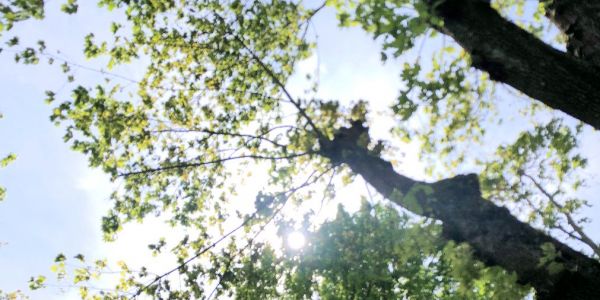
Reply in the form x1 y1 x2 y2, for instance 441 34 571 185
61 0 79 14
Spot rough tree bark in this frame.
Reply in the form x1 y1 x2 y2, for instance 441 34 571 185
424 0 600 130
546 0 600 67
319 122 600 300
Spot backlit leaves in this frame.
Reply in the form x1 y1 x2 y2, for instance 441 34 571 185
4 0 596 298
61 0 78 15
480 119 596 255
232 203 528 299
0 112 16 201
32 203 529 299
330 0 430 57
0 0 44 34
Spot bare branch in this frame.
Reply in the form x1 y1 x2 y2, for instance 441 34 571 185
132 215 254 298
306 2 327 21
151 126 292 149
523 173 600 257
316 168 337 216
119 152 311 178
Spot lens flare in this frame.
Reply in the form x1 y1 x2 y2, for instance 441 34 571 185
287 231 306 250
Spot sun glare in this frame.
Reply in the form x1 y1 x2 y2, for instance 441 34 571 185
287 231 306 250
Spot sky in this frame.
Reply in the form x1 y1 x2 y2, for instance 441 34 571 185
1 1 599 299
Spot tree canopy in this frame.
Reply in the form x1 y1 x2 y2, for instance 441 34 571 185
1 0 599 299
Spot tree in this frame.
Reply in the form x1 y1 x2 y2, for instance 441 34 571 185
2 0 600 299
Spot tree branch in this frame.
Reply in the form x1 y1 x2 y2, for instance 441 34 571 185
213 13 327 141
6 48 287 105
426 0 600 130
523 173 600 257
119 152 311 177
546 0 600 66
319 122 600 299
133 167 327 298
152 126 290 149
205 167 333 299
132 214 254 298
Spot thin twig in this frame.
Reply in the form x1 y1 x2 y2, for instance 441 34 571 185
4 48 287 105
316 168 336 216
119 152 311 177
213 13 326 142
151 124 298 149
523 173 600 256
131 215 255 298
206 167 333 299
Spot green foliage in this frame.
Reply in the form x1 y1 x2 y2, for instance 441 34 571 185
0 153 16 168
27 276 45 291
61 0 78 14
329 0 431 59
537 243 565 276
491 0 554 40
401 183 434 215
275 204 528 299
340 0 596 257
391 49 494 176
34 204 529 299
480 119 595 254
0 0 44 34
0 289 29 300
0 113 16 202
2 0 596 298
38 0 324 244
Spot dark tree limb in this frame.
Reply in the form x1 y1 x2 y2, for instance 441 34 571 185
546 0 600 67
319 122 600 299
425 0 600 130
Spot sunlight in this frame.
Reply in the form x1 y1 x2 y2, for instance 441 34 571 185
287 231 306 250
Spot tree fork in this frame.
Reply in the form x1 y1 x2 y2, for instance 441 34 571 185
425 0 600 130
319 122 600 299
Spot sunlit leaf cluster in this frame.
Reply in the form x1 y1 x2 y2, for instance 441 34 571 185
0 0 44 34
36 204 530 299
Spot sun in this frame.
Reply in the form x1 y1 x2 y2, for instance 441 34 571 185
287 231 306 250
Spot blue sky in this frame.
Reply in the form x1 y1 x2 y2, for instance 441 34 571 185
1 1 599 299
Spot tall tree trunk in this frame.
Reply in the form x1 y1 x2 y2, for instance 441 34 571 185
319 122 600 299
424 0 600 130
